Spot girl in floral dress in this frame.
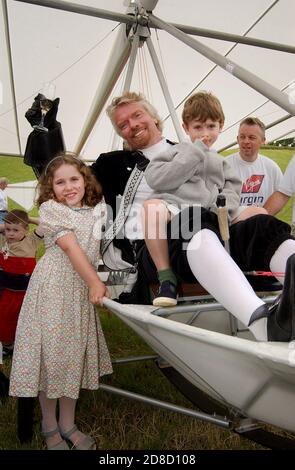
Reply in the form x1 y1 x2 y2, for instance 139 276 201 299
9 154 112 450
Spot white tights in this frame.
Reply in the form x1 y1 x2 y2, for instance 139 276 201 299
186 229 268 340
270 239 295 284
39 391 76 433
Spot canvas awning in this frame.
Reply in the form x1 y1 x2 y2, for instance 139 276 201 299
1 0 294 160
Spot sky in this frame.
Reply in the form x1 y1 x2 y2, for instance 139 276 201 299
1 0 295 160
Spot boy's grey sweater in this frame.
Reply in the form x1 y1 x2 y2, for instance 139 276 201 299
144 140 242 222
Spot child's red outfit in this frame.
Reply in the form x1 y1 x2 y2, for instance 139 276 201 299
0 232 43 343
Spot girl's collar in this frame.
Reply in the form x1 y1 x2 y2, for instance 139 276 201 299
69 205 91 211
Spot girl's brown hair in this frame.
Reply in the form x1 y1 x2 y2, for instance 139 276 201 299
36 153 102 207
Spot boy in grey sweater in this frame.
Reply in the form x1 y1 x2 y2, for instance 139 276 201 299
143 91 266 307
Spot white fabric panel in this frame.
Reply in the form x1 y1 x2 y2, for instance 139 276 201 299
0 0 294 158
6 180 37 211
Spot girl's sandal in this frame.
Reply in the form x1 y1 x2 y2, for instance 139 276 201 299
42 427 70 450
59 424 96 450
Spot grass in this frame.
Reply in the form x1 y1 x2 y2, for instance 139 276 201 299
0 312 263 451
0 151 294 450
0 156 35 183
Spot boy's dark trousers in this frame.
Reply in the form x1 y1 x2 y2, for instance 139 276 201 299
17 397 36 443
0 370 9 397
0 371 35 443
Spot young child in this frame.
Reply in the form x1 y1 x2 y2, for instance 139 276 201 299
0 209 43 354
9 154 112 450
143 91 266 307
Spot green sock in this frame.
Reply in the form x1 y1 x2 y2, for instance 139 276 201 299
158 269 177 286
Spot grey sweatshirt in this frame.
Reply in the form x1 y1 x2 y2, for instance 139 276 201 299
144 140 242 222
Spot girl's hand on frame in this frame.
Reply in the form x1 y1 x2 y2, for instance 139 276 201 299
89 281 110 306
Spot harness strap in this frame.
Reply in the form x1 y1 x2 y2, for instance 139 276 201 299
101 165 144 255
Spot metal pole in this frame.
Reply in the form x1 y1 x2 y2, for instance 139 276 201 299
149 14 295 117
99 384 230 428
146 37 185 142
0 152 22 158
270 128 295 143
14 0 295 55
2 0 22 155
112 355 158 364
221 81 294 135
111 33 140 150
218 81 295 152
123 34 140 93
74 25 132 154
171 25 295 55
163 0 281 121
14 0 134 25
153 303 225 317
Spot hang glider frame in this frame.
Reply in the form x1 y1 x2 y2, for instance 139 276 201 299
6 0 295 155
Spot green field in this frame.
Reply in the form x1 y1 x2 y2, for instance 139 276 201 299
0 150 294 450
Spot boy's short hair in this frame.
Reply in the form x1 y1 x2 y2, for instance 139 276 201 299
239 117 266 138
4 209 29 228
107 91 163 133
182 91 225 126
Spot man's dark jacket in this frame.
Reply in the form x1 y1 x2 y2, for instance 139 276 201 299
91 149 149 266
91 149 155 303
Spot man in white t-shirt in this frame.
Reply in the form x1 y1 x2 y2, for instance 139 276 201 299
225 117 282 207
264 154 295 225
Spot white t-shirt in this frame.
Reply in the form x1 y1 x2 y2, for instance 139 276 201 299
0 189 8 211
124 139 171 240
279 154 295 196
278 154 295 223
225 152 282 207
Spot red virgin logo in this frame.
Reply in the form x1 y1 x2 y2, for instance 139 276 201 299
241 175 264 193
